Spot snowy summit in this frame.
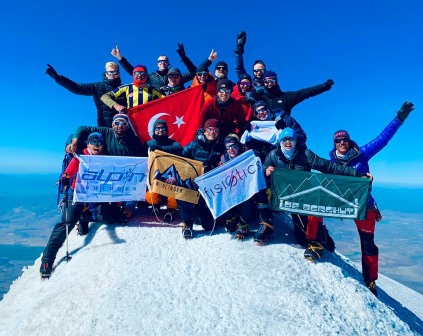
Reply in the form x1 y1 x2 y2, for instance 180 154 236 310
0 211 422 336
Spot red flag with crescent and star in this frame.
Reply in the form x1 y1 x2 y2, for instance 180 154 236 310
127 85 205 146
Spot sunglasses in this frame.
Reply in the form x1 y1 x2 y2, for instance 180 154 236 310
218 88 232 94
168 74 181 78
196 72 209 77
155 126 167 131
238 82 251 87
157 60 169 63
253 69 265 73
255 107 268 113
134 71 146 76
281 137 296 143
226 144 238 150
113 120 128 127
205 127 219 134
106 70 119 76
216 66 227 71
264 79 276 84
88 140 104 146
334 137 350 144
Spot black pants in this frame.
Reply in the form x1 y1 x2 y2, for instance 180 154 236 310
42 202 125 264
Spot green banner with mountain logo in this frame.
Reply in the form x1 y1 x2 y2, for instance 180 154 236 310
270 169 371 220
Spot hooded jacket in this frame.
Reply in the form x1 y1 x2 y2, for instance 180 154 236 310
254 81 332 116
182 129 224 172
72 126 146 157
264 143 359 177
118 56 196 90
146 120 183 155
53 73 122 127
329 116 403 208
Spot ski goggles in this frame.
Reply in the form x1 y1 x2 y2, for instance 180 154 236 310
216 66 227 71
113 120 129 127
205 127 219 134
281 137 296 143
196 72 209 77
155 126 167 131
253 69 265 73
264 79 277 84
238 81 251 87
218 88 232 94
157 59 169 64
168 74 181 78
88 140 104 146
133 71 146 76
106 70 119 76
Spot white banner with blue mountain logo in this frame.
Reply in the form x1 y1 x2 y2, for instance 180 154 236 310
195 150 266 219
271 169 371 220
73 155 148 202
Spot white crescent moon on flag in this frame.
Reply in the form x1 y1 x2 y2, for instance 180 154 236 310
147 113 175 138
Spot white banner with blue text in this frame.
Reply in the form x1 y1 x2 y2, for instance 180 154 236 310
73 155 148 202
195 150 266 219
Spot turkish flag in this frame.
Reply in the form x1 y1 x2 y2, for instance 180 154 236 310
127 85 205 146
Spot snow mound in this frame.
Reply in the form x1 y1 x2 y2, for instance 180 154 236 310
1 212 422 336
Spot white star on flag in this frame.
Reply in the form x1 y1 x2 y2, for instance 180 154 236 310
173 116 185 129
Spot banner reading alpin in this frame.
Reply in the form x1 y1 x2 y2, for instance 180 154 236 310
128 85 204 147
148 150 204 204
195 150 266 219
73 155 148 202
271 169 371 220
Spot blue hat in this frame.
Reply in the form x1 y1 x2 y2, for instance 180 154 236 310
86 132 104 143
263 70 278 81
278 127 297 142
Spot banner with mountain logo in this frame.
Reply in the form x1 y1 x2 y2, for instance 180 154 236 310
148 150 204 204
271 169 371 220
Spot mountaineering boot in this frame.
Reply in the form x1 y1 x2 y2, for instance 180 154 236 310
235 220 249 241
366 281 378 297
304 241 324 261
254 222 274 244
225 216 238 233
182 221 193 239
40 261 53 279
77 221 89 236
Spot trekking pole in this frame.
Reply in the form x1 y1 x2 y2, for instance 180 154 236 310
64 186 72 262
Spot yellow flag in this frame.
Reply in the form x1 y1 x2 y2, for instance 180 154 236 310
148 150 204 204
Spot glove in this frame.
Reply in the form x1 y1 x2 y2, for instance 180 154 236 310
149 145 160 152
325 79 334 87
374 207 382 222
275 118 287 130
245 91 259 105
61 175 70 188
46 64 59 80
235 31 246 54
244 121 252 131
176 43 186 58
397 101 414 121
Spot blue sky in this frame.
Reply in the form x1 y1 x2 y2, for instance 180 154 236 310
1 0 422 186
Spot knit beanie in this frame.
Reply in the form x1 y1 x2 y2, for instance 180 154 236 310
215 61 228 70
204 119 221 129
333 129 350 140
217 79 233 91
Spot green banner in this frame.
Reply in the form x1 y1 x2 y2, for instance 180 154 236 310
270 169 371 220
